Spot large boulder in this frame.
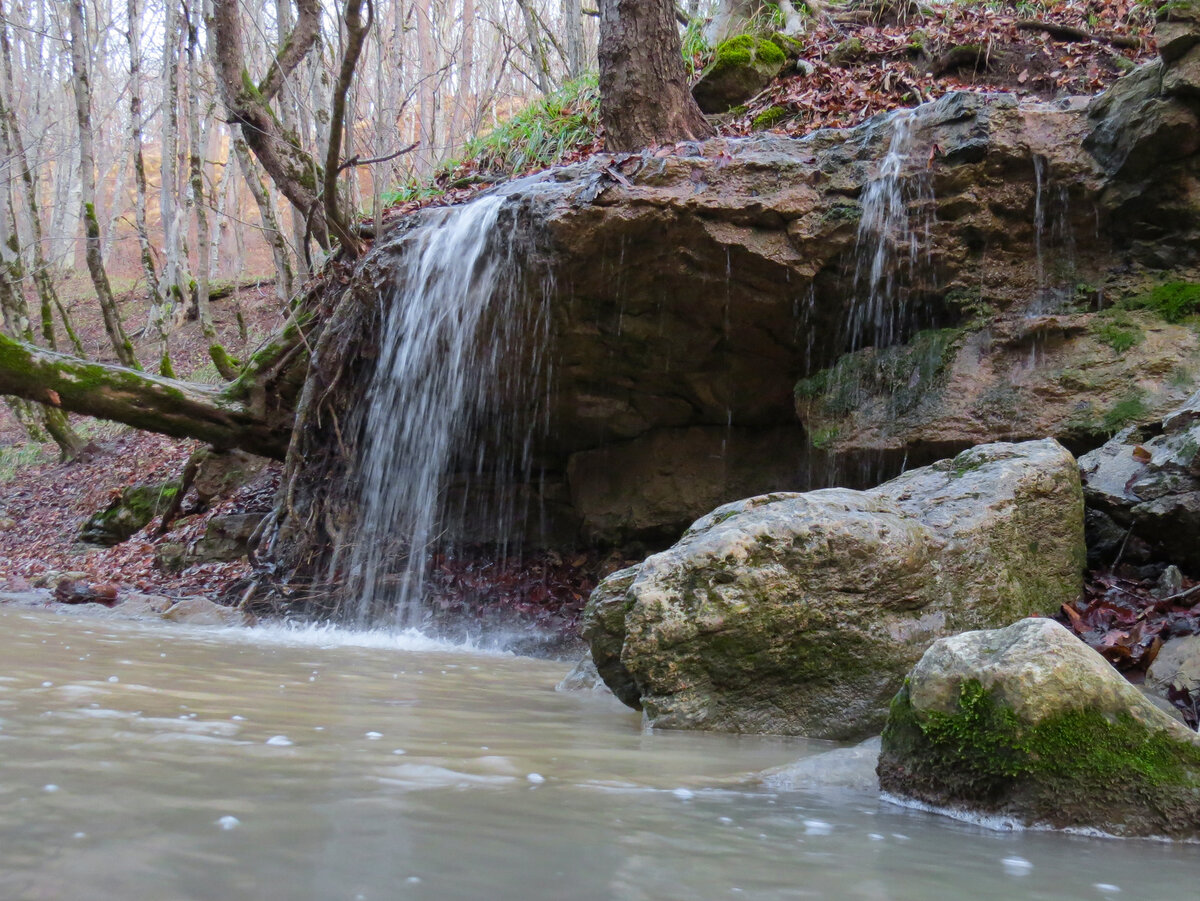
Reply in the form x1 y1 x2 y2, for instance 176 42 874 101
584 439 1085 739
877 618 1200 839
1079 389 1200 570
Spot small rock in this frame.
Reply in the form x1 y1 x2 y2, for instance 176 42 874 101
159 597 249 627
53 579 118 607
1147 634 1200 697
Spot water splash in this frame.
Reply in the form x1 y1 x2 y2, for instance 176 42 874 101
848 109 937 351
336 194 549 626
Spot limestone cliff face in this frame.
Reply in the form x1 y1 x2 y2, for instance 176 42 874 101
274 57 1200 596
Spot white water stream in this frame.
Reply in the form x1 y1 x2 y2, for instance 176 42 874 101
1 606 1196 901
849 109 936 352
338 194 549 627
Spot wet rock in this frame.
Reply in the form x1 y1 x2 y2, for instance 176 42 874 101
53 579 119 607
761 736 882 793
192 449 269 507
188 513 267 563
585 439 1085 739
555 654 613 694
155 542 188 572
692 35 786 113
159 596 250 627
1157 1 1200 64
877 618 1200 838
1147 634 1200 698
580 565 642 709
1078 390 1200 570
279 83 1200 581
80 481 180 546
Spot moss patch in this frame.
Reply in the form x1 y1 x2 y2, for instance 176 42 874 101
795 328 960 427
1125 281 1200 324
705 34 786 77
880 678 1200 835
751 105 791 130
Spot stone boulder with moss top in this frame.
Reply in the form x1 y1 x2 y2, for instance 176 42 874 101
878 617 1200 839
692 35 787 113
583 439 1085 740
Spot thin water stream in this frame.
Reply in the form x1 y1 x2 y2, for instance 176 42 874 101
1 606 1196 900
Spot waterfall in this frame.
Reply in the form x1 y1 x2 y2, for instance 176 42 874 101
848 109 936 351
337 194 549 627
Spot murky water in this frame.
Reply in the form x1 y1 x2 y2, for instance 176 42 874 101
1 606 1195 901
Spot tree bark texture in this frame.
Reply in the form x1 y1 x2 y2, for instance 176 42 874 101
598 0 714 151
68 0 139 368
209 0 329 247
0 333 293 459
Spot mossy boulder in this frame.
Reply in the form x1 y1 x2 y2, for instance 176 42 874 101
80 481 181 546
877 618 1200 839
583 439 1085 739
692 35 787 114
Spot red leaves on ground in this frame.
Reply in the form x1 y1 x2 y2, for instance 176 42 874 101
1058 567 1200 726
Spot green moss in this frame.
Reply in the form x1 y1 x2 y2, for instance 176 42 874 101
795 328 960 423
1102 389 1151 434
1090 310 1144 354
751 105 791 130
885 678 1200 818
1125 281 1200 323
948 448 988 478
707 35 786 76
830 37 866 65
158 351 175 379
808 425 840 449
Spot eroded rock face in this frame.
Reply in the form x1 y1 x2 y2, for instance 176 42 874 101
584 439 1085 739
1079 389 1200 570
877 618 1200 839
276 62 1200 597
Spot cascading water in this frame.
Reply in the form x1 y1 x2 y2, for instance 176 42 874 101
335 193 550 627
848 108 937 352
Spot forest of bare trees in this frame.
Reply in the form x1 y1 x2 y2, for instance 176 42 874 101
0 0 608 453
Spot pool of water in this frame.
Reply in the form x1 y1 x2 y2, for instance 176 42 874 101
0 605 1194 900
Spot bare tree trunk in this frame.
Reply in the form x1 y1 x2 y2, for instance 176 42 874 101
153 0 187 372
598 0 714 150
415 0 437 175
234 137 295 304
0 2 83 355
324 0 372 259
0 196 85 458
273 0 312 282
67 0 138 368
515 0 553 93
126 0 163 313
186 3 215 335
448 0 476 148
209 0 329 248
563 0 584 79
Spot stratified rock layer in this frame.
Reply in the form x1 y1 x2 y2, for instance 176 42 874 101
584 439 1085 739
878 618 1200 839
